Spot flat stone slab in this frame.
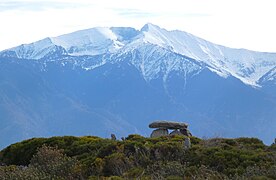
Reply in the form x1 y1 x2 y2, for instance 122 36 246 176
149 121 188 129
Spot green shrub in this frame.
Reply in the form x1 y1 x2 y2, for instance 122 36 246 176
29 144 82 179
0 145 83 179
123 167 144 178
166 176 183 180
104 153 133 176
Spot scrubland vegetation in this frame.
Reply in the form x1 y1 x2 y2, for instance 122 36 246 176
1 135 276 179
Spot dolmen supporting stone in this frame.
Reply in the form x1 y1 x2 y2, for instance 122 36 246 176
151 128 168 137
149 120 192 138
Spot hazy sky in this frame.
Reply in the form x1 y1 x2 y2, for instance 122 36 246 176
1 0 276 52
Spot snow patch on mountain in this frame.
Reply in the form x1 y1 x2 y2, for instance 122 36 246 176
111 43 202 82
51 27 124 56
1 38 60 59
259 67 276 83
139 23 276 86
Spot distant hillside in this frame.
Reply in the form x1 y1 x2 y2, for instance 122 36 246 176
1 135 276 179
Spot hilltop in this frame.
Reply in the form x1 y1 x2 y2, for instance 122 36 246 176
1 135 276 179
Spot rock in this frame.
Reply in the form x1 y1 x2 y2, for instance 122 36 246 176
150 128 169 138
111 134 116 140
180 129 192 137
0 162 5 166
149 121 188 129
169 130 183 136
184 137 191 149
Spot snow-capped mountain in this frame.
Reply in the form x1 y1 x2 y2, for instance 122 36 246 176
0 23 276 149
1 23 275 86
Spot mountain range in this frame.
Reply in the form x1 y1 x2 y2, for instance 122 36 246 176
0 23 275 149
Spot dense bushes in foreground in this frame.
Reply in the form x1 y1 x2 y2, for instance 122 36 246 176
0 135 276 179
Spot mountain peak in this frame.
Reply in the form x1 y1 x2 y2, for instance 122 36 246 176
141 23 162 32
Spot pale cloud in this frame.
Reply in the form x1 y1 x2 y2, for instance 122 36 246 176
0 0 89 11
113 8 158 18
0 0 276 52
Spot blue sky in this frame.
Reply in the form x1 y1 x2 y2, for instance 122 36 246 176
0 0 276 52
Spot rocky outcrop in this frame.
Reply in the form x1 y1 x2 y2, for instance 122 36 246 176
149 120 192 138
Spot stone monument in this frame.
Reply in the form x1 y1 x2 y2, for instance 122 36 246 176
149 120 192 138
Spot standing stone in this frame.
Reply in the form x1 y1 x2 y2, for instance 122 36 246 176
180 129 192 137
111 134 116 141
169 129 183 136
150 128 169 138
184 137 191 149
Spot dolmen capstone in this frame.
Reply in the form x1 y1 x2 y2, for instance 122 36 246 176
149 120 192 138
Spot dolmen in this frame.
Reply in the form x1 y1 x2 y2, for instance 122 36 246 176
149 120 192 138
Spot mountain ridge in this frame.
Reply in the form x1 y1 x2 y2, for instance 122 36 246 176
1 23 276 86
0 24 276 148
